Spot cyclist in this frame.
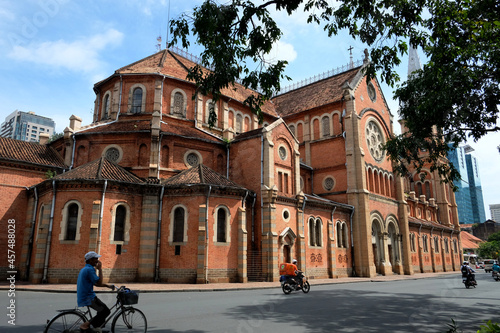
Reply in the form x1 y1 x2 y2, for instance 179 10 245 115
77 251 114 332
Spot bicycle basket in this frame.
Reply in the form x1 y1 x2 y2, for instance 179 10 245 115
118 290 139 305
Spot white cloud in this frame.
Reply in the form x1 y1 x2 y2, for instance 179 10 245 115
8 28 124 74
265 40 297 64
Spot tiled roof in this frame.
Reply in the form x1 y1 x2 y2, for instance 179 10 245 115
0 136 65 168
77 118 222 143
160 122 222 143
272 66 361 117
113 49 278 117
162 164 245 189
408 217 457 231
77 119 151 134
461 231 484 249
53 157 144 183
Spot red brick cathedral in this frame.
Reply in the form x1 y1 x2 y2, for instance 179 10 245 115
0 49 462 284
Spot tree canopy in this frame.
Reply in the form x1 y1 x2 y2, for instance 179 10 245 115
170 0 500 183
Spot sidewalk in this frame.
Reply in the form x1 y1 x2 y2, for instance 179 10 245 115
0 271 458 293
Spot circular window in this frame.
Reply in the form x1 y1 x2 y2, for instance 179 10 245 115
282 208 291 222
103 145 122 163
367 82 377 102
278 146 287 161
186 153 199 166
365 120 385 163
323 176 335 191
184 150 202 167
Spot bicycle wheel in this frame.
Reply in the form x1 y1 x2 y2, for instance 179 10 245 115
111 307 147 332
44 311 87 333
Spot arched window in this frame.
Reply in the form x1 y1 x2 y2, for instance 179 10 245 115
337 222 342 247
173 207 185 243
309 218 315 246
132 87 143 113
236 114 243 134
410 233 416 252
217 207 227 242
289 124 296 137
102 94 110 120
113 205 126 241
434 237 440 253
321 116 330 137
425 181 432 199
65 203 79 240
315 218 322 246
342 223 348 248
173 92 185 117
422 235 428 252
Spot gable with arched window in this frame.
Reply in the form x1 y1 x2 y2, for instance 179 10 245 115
59 200 83 243
110 203 131 244
170 205 188 243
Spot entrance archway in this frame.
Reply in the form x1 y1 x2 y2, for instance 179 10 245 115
279 227 297 263
371 219 383 274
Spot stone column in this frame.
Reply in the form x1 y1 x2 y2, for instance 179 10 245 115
295 193 306 274
343 87 373 277
197 204 208 284
237 206 248 283
137 194 159 281
149 112 161 178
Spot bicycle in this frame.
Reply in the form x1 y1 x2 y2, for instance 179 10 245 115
44 285 147 333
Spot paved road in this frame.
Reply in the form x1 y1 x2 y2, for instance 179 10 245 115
1 272 499 332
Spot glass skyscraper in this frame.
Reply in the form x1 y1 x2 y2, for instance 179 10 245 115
447 144 487 224
0 110 55 142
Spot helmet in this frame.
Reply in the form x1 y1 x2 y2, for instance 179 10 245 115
463 261 468 265
292 259 297 264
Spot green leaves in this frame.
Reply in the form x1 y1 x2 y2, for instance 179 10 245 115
169 0 499 184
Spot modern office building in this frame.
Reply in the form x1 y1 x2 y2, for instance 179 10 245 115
448 144 487 224
491 204 500 222
0 110 55 142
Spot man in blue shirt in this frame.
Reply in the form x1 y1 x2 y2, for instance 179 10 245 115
77 251 113 332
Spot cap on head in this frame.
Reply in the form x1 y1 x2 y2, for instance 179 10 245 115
85 251 102 261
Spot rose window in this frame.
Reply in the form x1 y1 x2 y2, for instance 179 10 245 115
105 147 120 162
186 153 199 167
365 121 385 162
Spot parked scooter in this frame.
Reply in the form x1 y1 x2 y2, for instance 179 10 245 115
280 271 310 294
492 271 500 281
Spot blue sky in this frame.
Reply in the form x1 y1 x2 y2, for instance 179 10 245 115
1 0 498 219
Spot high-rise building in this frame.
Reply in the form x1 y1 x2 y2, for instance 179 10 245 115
448 144 487 224
491 204 500 222
0 110 55 142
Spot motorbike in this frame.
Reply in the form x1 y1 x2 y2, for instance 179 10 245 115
280 271 310 294
462 274 477 288
492 271 500 281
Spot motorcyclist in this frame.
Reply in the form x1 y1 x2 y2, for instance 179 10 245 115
492 262 500 277
461 261 476 284
286 259 302 287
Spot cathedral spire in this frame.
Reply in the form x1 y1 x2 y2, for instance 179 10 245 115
407 46 422 77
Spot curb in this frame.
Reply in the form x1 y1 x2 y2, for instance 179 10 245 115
0 271 458 293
